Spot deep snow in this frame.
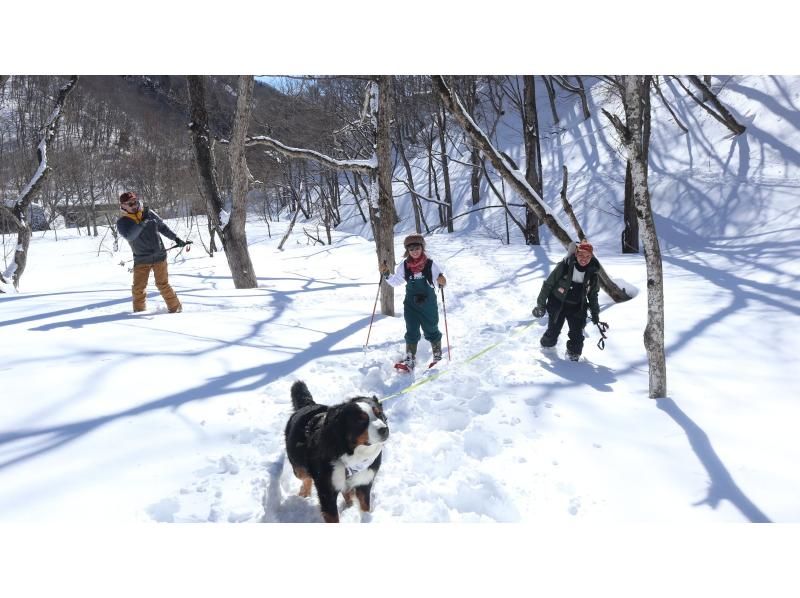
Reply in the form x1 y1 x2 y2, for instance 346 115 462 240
2 72 800 596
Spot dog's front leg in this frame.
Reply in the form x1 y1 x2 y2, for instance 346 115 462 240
342 489 354 507
315 479 340 523
355 483 373 513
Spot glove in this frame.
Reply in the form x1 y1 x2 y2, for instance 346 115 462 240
591 313 600 325
532 305 546 318
380 264 391 278
141 206 150 218
174 238 186 248
437 274 446 288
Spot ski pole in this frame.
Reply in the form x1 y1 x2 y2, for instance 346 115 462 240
440 286 451 361
364 263 385 350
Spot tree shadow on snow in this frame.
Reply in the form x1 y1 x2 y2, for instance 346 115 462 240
656 398 772 522
0 315 373 473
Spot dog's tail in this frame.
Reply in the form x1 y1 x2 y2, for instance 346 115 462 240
290 380 315 411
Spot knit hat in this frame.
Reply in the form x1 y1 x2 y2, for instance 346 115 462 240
403 234 425 249
576 241 593 255
119 191 138 204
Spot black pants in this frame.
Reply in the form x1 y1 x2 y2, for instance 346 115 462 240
540 298 586 355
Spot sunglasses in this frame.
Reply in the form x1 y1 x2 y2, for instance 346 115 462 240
122 200 139 207
407 243 423 250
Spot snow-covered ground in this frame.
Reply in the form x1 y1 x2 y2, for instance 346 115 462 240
2 212 797 525
3 73 799 594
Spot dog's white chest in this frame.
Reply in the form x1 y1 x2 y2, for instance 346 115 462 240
331 444 382 491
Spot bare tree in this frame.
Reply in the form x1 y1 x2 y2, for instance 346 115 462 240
603 76 667 398
432 75 632 303
186 75 257 289
675 75 746 136
245 77 398 315
187 76 226 248
652 76 688 134
522 75 543 245
1 76 78 291
552 76 591 120
433 93 454 232
559 166 586 241
226 75 258 288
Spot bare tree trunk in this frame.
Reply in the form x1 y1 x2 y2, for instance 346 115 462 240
227 75 258 288
186 75 225 250
622 160 640 253
678 75 746 136
543 76 559 124
482 158 526 235
374 76 398 316
462 77 483 206
187 75 258 288
432 75 632 303
1 76 78 291
604 76 666 398
653 76 688 134
342 171 368 224
523 75 542 245
278 205 300 250
394 125 423 233
434 98 454 232
553 76 591 120
559 166 586 241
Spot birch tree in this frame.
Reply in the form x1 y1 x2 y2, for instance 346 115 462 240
186 75 257 289
1 76 78 291
603 76 667 398
432 75 632 303
522 75 543 245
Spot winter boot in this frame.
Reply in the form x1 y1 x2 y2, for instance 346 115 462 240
430 340 443 365
402 343 417 370
566 349 580 361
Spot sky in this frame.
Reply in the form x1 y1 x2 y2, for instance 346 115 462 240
2 73 799 595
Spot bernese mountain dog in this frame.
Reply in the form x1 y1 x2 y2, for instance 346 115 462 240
285 380 389 523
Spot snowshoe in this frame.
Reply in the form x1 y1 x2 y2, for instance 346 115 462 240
566 350 580 361
394 353 415 373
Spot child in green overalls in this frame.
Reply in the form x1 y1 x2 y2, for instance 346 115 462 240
381 234 447 371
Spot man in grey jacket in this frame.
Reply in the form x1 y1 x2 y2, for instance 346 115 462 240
116 191 187 313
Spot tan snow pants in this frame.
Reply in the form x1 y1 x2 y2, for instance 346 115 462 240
131 260 181 313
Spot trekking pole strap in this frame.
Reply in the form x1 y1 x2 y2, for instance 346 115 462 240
596 321 609 350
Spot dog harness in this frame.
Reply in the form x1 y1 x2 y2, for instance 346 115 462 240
345 451 380 477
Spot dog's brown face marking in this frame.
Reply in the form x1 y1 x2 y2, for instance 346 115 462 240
354 429 370 447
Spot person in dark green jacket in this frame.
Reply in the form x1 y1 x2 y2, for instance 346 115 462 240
532 240 601 361
380 234 447 371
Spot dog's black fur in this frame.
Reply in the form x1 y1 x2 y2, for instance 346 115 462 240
284 380 389 523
